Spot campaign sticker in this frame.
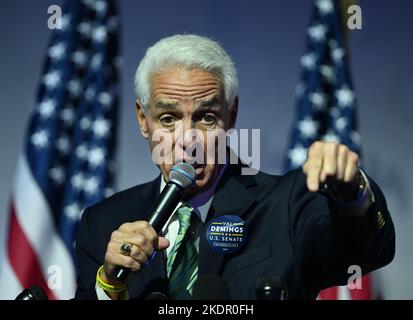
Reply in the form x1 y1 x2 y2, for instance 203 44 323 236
206 215 247 254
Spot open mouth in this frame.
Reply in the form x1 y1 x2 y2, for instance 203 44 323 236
173 159 206 178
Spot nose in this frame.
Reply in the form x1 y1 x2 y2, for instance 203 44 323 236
175 118 194 149
175 118 204 162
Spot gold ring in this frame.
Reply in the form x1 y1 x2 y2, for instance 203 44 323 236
120 242 133 256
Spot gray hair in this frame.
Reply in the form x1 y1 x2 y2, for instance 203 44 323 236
134 34 238 113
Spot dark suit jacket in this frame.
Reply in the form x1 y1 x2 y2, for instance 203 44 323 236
75 163 395 300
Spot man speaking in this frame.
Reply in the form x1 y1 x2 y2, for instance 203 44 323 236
74 34 395 300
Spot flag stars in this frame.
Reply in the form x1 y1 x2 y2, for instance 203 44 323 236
60 14 71 31
88 147 106 168
80 117 92 130
84 176 99 195
61 107 75 126
322 131 341 143
43 70 61 89
64 202 82 222
320 64 336 83
288 145 308 168
49 166 65 185
335 87 355 108
332 47 345 63
350 131 361 146
85 87 96 101
78 22 92 37
38 99 56 119
71 172 85 190
67 79 82 97
316 0 334 15
98 92 112 107
31 130 49 149
309 91 327 110
301 53 317 70
75 144 89 160
93 1 107 15
72 51 88 68
91 53 103 70
92 26 108 43
297 117 320 139
335 117 348 131
56 135 71 155
48 43 66 61
93 118 111 138
308 24 328 42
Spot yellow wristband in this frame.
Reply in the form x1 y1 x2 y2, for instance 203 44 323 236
96 266 127 293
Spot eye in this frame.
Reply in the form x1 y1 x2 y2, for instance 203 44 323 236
201 114 216 125
159 115 177 126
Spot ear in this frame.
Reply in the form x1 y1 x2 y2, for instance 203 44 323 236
135 100 149 139
228 96 239 129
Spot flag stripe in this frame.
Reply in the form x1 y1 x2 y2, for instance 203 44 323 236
0 210 23 299
11 154 76 299
7 204 56 300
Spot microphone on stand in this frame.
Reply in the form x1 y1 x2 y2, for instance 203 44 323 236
255 276 288 300
15 285 48 300
113 162 196 282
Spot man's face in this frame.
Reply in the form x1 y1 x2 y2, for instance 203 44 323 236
135 67 238 194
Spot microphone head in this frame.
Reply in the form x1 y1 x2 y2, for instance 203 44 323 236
169 163 196 190
15 285 48 300
30 285 48 300
192 275 229 300
255 276 287 300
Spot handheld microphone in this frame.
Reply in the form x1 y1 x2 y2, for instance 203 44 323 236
192 275 229 300
15 285 48 300
114 163 196 282
255 276 288 300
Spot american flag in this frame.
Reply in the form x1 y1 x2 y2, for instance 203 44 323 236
0 0 120 299
284 0 374 299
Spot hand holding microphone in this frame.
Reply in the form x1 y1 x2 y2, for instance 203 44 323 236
100 163 196 294
100 220 170 287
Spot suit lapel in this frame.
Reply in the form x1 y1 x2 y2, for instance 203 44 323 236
198 163 257 277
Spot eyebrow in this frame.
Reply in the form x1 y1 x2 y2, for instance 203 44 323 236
196 96 222 109
153 100 180 111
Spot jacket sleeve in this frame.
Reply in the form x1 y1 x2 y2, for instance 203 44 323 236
288 170 395 293
74 207 100 300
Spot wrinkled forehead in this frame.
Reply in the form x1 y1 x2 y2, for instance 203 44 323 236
148 67 226 108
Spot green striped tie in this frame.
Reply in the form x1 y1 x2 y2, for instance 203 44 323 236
167 205 198 300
